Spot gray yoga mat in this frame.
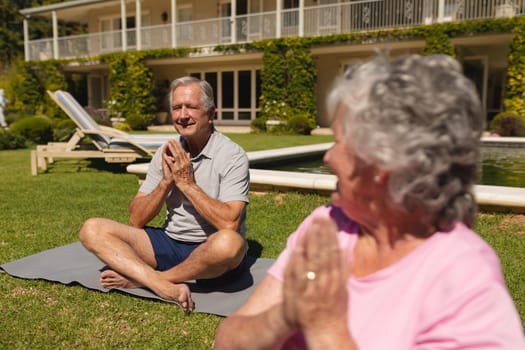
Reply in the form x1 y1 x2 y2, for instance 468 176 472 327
0 242 274 317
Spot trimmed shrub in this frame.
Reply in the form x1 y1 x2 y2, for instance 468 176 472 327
287 114 315 135
103 52 156 130
2 111 24 126
266 120 288 134
53 118 76 142
489 112 525 136
116 122 132 132
0 129 27 150
422 27 456 57
258 41 288 121
125 113 153 131
10 116 54 144
250 116 268 133
504 16 525 117
286 42 317 125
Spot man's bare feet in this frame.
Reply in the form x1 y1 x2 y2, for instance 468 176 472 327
100 269 142 289
100 269 194 313
150 278 194 313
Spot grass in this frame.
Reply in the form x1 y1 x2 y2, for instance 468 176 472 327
0 133 523 348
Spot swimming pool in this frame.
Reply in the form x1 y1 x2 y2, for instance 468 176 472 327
253 146 525 188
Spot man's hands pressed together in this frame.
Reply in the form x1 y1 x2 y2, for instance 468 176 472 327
162 140 195 191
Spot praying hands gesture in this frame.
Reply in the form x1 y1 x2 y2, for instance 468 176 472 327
162 140 194 190
281 217 355 349
215 217 356 350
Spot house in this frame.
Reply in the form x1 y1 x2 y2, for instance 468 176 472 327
19 0 524 127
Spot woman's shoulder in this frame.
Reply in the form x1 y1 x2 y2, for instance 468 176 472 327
413 224 523 347
417 223 506 295
432 223 501 269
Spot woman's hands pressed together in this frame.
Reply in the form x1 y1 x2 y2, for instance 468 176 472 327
282 217 354 347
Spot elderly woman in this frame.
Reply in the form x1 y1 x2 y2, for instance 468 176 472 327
214 54 525 349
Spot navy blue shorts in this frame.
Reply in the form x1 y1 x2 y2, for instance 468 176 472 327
144 227 201 271
144 227 247 286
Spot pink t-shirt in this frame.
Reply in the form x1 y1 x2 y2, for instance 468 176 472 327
268 205 525 349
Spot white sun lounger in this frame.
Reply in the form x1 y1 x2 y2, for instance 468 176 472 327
31 90 175 175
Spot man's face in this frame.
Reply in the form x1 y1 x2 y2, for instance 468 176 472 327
171 83 213 140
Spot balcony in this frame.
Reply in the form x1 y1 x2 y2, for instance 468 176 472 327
25 0 524 61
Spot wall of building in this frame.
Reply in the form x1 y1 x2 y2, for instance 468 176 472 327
312 42 424 126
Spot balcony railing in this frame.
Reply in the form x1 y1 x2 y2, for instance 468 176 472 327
26 0 524 61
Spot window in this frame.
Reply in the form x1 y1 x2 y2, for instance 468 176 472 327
283 0 299 27
99 18 119 50
126 16 136 47
247 0 262 40
205 72 219 112
220 2 232 41
221 71 235 110
284 0 299 9
190 69 261 122
178 5 193 42
99 12 150 51
319 0 339 30
238 71 251 109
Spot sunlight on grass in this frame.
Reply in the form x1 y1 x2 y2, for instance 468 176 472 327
1 139 523 348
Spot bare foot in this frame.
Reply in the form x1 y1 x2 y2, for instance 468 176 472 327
100 270 194 313
150 279 194 313
100 269 142 289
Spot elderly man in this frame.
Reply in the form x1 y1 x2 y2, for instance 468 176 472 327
80 77 250 313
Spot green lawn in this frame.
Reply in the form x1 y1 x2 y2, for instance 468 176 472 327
0 134 523 348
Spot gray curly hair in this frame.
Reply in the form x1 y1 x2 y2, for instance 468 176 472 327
169 76 216 115
327 54 484 231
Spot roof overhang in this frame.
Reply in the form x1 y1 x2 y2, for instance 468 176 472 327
20 0 119 23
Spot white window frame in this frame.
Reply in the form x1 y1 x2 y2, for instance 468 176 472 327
189 67 261 123
99 11 150 51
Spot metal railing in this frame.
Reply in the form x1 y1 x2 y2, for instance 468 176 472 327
26 0 524 61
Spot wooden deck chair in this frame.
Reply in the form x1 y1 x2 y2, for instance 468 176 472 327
31 90 175 175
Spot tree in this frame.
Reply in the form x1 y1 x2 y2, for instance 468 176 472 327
0 1 80 69
0 0 27 67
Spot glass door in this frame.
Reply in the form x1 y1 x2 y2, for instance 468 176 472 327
463 57 488 118
220 1 232 42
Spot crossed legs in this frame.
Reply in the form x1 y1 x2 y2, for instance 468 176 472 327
79 217 247 311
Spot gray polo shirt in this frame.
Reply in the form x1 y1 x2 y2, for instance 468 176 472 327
139 130 250 242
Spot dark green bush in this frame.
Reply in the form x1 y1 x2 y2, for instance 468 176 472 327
250 114 315 135
92 115 112 127
10 116 54 144
103 52 156 130
125 113 153 131
2 111 30 127
0 129 27 150
422 27 456 57
3 111 18 126
53 118 76 142
287 114 315 135
266 120 288 135
116 122 132 132
250 116 268 133
489 112 525 136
